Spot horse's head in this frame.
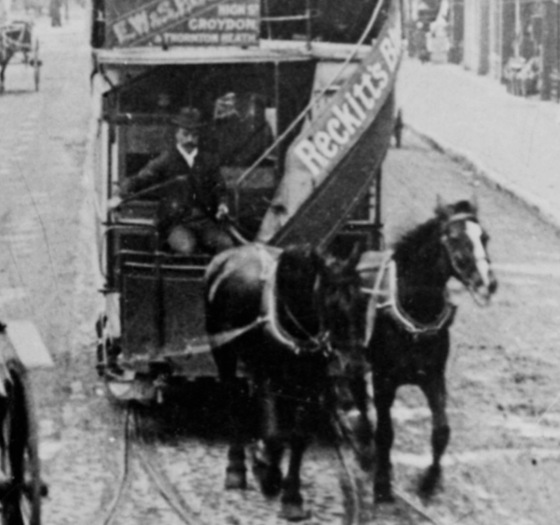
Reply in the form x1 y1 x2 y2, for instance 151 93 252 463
275 245 365 355
436 198 498 304
319 246 367 354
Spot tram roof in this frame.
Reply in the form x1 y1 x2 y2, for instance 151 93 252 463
93 40 372 67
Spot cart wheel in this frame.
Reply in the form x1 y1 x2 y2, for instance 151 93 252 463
0 361 42 525
32 41 40 92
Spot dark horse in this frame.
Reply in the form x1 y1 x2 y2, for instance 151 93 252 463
204 243 365 520
357 199 497 502
0 22 33 93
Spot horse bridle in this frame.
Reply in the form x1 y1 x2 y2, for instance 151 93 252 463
279 271 334 354
261 260 335 356
279 268 364 357
441 212 488 294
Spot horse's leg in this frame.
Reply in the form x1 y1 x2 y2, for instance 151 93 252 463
0 62 5 93
419 375 450 497
212 345 247 490
347 371 375 471
280 406 312 521
252 378 284 497
373 378 396 503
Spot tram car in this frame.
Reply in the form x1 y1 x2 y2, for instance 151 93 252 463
88 0 403 402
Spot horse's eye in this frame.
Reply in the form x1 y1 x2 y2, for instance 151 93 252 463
445 229 462 242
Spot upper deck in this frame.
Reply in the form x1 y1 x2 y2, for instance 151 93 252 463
90 0 385 53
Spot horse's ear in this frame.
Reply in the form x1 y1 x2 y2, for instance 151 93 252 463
435 195 452 219
435 194 446 214
330 244 362 275
346 243 362 269
470 192 479 214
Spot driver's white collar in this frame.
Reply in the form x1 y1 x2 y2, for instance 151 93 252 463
177 144 198 167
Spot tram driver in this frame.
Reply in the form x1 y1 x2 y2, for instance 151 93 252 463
113 107 235 256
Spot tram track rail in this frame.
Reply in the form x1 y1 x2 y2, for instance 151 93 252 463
330 412 448 525
92 401 447 525
92 403 205 525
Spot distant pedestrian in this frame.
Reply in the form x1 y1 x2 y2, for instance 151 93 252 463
393 109 403 148
50 0 62 27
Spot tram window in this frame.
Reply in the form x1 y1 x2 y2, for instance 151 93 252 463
118 123 174 181
211 91 275 168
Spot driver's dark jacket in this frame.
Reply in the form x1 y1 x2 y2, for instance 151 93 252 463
121 147 228 234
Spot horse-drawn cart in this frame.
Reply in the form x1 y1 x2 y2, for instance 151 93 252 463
0 19 41 93
88 0 402 402
0 321 52 525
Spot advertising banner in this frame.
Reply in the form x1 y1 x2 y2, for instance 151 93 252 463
257 1 402 246
105 0 260 48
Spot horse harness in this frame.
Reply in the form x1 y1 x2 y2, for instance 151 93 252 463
208 246 332 356
0 323 11 398
0 23 29 56
358 250 456 344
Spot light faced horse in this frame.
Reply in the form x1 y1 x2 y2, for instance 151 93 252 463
359 199 497 502
204 243 364 520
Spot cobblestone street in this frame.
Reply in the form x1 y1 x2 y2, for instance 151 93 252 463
1 5 560 525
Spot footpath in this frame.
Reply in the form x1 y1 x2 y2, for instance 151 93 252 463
397 57 560 229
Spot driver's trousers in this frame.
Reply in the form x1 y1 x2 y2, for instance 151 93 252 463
166 218 234 255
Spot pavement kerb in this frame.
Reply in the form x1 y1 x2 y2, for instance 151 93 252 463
403 122 560 233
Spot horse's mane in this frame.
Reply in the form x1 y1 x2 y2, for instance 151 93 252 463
393 200 478 269
393 218 440 268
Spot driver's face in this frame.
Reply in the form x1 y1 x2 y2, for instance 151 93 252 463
176 127 199 152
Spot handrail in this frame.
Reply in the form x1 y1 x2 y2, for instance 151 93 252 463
234 0 387 190
261 12 319 23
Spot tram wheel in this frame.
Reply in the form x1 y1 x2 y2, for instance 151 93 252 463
0 361 42 525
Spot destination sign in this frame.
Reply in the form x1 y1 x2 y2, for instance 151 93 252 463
106 0 260 47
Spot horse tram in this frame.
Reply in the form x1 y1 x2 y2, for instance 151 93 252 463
90 0 401 399
0 17 41 93
88 0 404 520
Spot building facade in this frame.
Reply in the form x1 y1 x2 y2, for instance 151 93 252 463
445 0 560 100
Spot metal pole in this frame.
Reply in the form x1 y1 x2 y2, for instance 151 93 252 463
154 252 166 348
370 167 384 251
274 60 281 177
514 0 521 58
306 0 312 51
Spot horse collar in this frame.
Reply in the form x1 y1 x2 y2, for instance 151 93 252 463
262 257 329 355
365 255 457 339
207 246 329 354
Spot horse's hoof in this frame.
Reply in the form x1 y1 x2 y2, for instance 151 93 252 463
356 445 376 472
374 482 394 504
253 462 283 497
225 469 247 490
418 465 442 498
279 502 311 522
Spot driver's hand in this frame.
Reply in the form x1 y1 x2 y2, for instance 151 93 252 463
216 203 229 221
107 196 123 210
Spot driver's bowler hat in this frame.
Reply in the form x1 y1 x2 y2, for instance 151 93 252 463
172 107 205 130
